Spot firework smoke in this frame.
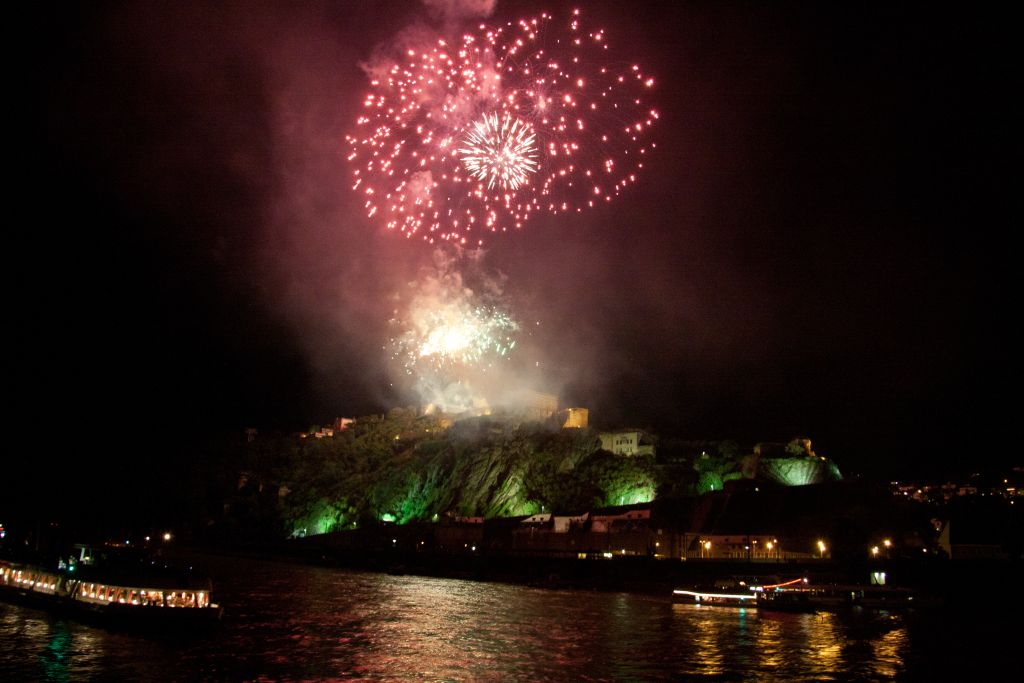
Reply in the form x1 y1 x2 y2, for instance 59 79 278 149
389 249 521 413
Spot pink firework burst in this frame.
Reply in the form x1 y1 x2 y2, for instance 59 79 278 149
345 8 658 245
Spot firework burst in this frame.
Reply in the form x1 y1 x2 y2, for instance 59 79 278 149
346 8 658 245
389 258 520 413
459 112 538 191
392 299 518 375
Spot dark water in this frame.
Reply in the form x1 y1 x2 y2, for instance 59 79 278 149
0 555 1015 681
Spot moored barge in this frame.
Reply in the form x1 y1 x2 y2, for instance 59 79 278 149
674 576 928 612
756 582 921 611
0 545 222 628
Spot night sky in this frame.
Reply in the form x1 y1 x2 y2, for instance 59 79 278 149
8 1 1013 521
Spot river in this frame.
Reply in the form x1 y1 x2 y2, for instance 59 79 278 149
0 554 1015 680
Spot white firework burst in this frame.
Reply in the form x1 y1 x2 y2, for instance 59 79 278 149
459 112 539 191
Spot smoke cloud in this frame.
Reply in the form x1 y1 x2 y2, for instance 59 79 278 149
387 247 554 415
422 0 497 21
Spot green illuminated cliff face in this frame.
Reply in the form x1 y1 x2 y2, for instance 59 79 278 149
226 412 840 537
692 448 842 495
758 457 842 487
270 411 614 532
267 411 667 536
367 419 661 523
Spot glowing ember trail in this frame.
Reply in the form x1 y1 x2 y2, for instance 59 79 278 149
346 8 658 245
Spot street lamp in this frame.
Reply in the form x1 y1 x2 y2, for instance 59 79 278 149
817 540 827 558
871 546 880 557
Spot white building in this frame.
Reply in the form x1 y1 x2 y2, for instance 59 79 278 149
599 430 655 456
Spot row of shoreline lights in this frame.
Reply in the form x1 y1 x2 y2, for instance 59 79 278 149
871 539 893 557
142 532 173 543
0 524 162 545
695 538 899 558
393 536 898 558
695 539 794 557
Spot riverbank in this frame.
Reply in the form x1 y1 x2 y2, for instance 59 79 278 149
175 537 1018 607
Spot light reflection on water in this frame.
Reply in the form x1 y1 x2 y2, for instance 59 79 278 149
872 626 908 679
753 609 787 674
813 613 847 677
0 555 1006 681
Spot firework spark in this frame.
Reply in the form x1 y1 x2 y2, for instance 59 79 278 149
346 8 658 245
459 112 538 190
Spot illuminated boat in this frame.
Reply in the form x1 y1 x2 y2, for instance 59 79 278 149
756 582 922 611
0 546 223 628
673 577 806 608
672 586 759 607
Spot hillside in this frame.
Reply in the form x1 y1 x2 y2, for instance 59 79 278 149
214 409 841 538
